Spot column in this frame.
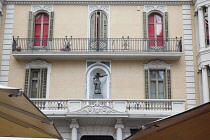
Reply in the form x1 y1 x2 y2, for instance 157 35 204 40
115 119 124 140
70 119 79 140
198 7 206 49
207 5 210 43
201 66 209 103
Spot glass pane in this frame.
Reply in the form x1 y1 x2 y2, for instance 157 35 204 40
155 15 162 23
35 15 42 23
43 14 49 23
148 14 154 23
150 71 156 79
32 71 39 78
156 24 163 37
31 80 38 98
150 81 156 99
158 81 164 99
158 71 164 79
205 17 209 45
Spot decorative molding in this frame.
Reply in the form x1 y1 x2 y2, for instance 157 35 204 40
89 5 109 14
198 65 207 71
71 101 124 114
31 5 53 13
70 119 79 129
0 5 14 86
4 1 193 5
143 60 171 70
182 5 196 109
25 60 52 69
144 5 167 13
115 118 124 129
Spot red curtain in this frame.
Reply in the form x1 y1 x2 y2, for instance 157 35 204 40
34 14 49 46
148 14 163 47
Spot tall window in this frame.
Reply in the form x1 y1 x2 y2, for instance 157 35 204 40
25 68 48 98
204 8 209 45
90 10 108 51
148 13 164 46
150 70 165 99
34 13 49 46
144 60 171 99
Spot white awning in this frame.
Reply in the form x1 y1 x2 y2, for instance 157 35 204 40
0 85 62 139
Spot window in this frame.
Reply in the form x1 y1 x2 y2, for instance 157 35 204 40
144 60 171 99
150 70 165 99
34 13 49 46
204 8 209 45
148 13 164 46
90 10 108 51
24 68 47 98
24 60 51 98
28 11 54 48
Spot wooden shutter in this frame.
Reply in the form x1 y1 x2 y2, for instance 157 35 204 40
101 12 107 38
145 69 149 99
24 69 30 96
90 12 96 38
28 11 34 40
49 11 54 41
143 12 147 38
40 68 48 98
165 12 169 39
166 69 171 99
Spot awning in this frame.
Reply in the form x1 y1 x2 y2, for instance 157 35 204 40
0 85 62 139
126 102 210 140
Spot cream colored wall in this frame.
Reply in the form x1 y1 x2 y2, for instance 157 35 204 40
9 4 188 100
112 60 144 99
12 5 88 38
8 59 86 98
110 6 143 38
167 6 184 38
13 5 30 37
112 60 187 99
53 5 87 38
49 60 86 98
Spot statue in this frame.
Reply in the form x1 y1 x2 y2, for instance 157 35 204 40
93 73 107 94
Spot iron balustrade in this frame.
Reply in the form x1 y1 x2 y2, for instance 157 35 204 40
12 37 182 53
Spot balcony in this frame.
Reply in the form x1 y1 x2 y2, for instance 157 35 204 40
12 37 182 60
31 99 185 118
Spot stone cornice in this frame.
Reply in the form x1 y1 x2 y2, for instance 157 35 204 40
4 0 193 5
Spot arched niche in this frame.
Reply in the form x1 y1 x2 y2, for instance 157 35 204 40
86 62 111 99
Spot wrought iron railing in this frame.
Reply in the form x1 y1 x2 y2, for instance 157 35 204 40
12 36 182 53
31 99 185 113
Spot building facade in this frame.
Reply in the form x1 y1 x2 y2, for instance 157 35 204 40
0 0 208 140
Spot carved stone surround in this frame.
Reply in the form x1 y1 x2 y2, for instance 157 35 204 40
4 0 193 5
69 101 125 114
31 5 53 13
144 5 167 13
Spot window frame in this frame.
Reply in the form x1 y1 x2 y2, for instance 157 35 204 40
25 60 52 99
144 60 171 99
204 7 209 46
34 13 50 47
149 69 166 99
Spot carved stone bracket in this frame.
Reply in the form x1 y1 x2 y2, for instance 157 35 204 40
70 101 124 114
144 5 167 13
70 119 79 129
115 118 124 129
31 5 53 13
